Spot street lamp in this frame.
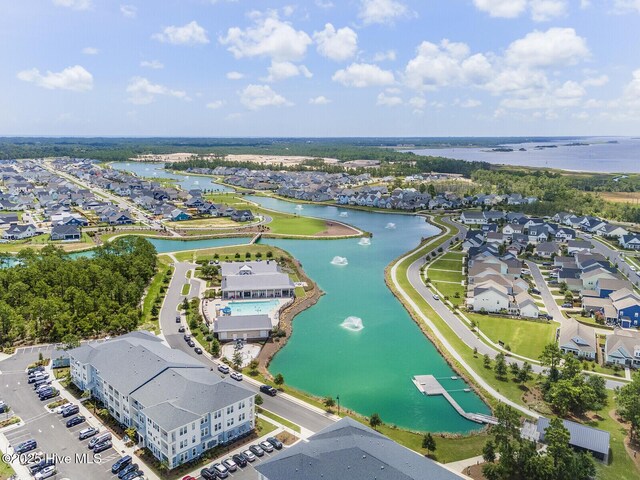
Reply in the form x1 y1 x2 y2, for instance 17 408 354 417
336 395 340 416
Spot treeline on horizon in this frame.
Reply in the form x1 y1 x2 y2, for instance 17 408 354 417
0 237 157 347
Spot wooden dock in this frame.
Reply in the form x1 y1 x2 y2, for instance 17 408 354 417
249 233 262 244
412 375 498 425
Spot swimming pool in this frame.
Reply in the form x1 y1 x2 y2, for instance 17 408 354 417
227 299 281 316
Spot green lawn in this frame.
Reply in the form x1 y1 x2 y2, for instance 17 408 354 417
181 283 191 295
467 313 558 360
259 408 301 433
256 417 278 437
140 261 170 330
428 269 464 283
0 457 14 480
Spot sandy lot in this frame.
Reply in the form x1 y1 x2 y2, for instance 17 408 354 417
133 152 198 162
599 192 640 204
223 154 340 166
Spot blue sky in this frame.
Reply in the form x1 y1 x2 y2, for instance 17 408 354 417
1 0 639 136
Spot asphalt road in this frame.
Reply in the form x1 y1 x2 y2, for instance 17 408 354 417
160 261 335 435
580 234 640 286
0 345 119 480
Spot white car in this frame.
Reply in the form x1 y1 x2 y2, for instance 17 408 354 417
54 402 73 414
230 371 243 381
35 465 56 479
433 294 440 301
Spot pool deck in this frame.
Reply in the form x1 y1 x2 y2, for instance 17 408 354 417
204 298 291 328
412 375 498 425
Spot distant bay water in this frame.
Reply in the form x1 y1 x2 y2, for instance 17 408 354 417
408 137 640 173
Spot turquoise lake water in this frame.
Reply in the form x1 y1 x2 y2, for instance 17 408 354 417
78 164 491 432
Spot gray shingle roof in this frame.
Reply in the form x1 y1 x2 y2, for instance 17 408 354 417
222 273 294 291
255 417 463 480
214 315 272 332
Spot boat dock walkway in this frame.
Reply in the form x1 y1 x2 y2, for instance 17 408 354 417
249 233 262 244
412 375 498 425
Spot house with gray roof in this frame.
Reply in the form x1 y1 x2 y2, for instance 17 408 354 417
558 322 596 359
68 332 254 469
605 328 640 368
221 261 295 300
214 314 272 341
255 416 464 480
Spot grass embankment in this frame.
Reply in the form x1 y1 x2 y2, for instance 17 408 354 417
426 251 466 306
202 192 338 236
468 313 558 360
256 417 278 437
139 258 172 333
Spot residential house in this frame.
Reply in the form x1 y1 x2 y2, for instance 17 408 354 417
535 242 560 258
596 223 628 239
558 322 596 359
605 328 640 368
2 223 37 240
567 240 592 255
460 211 487 225
620 234 640 250
471 281 510 313
50 224 81 241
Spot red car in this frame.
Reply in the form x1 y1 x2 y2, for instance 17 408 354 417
182 476 197 480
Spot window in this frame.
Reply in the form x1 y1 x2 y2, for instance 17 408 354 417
192 436 196 444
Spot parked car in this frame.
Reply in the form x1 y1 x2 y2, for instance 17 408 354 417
54 402 73 414
230 371 243 381
232 453 248 467
194 347 203 355
33 379 52 390
218 364 230 374
20 451 44 465
78 427 98 440
28 373 47 384
14 439 37 454
187 340 195 347
89 432 112 449
200 467 217 480
249 445 265 457
260 440 274 452
39 389 58 401
222 458 238 472
433 294 440 301
0 401 6 414
183 334 191 342
28 458 55 475
176 315 181 323
27 366 45 375
62 405 79 417
111 455 132 474
260 385 277 396
242 450 256 462
118 463 139 479
562 302 573 308
212 462 229 478
178 326 185 333
531 288 541 295
66 415 86 428
182 476 197 480
267 436 283 450
93 440 112 453
34 465 56 480
122 469 143 480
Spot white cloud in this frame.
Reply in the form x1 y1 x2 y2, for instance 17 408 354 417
404 40 492 91
580 0 591 8
473 0 567 21
82 47 99 55
226 71 245 80
206 100 225 109
263 61 312 82
358 0 410 25
332 63 395 88
313 24 357 62
409 96 426 110
613 0 640 13
315 0 334 7
140 60 164 69
239 84 292 110
126 77 188 104
529 0 567 21
622 69 640 108
17 65 93 91
152 21 209 46
120 4 137 18
376 92 402 106
220 12 311 62
473 0 527 18
52 0 91 10
373 50 396 62
459 99 482 108
309 95 331 104
582 74 608 87
505 28 589 68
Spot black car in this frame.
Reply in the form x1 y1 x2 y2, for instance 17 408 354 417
28 458 55 475
232 453 247 468
178 326 185 333
111 455 132 474
62 405 79 417
14 439 37 454
183 334 191 341
27 366 45 375
66 415 86 428
531 288 541 295
266 436 283 450
260 385 277 396
39 389 58 401
118 463 138 479
200 467 217 480
122 470 143 480
93 440 112 453
194 347 203 354
187 340 195 347
176 315 181 323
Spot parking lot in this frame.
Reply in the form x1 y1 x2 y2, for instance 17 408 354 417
0 345 122 480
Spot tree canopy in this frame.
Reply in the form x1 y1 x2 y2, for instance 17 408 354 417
0 237 157 346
